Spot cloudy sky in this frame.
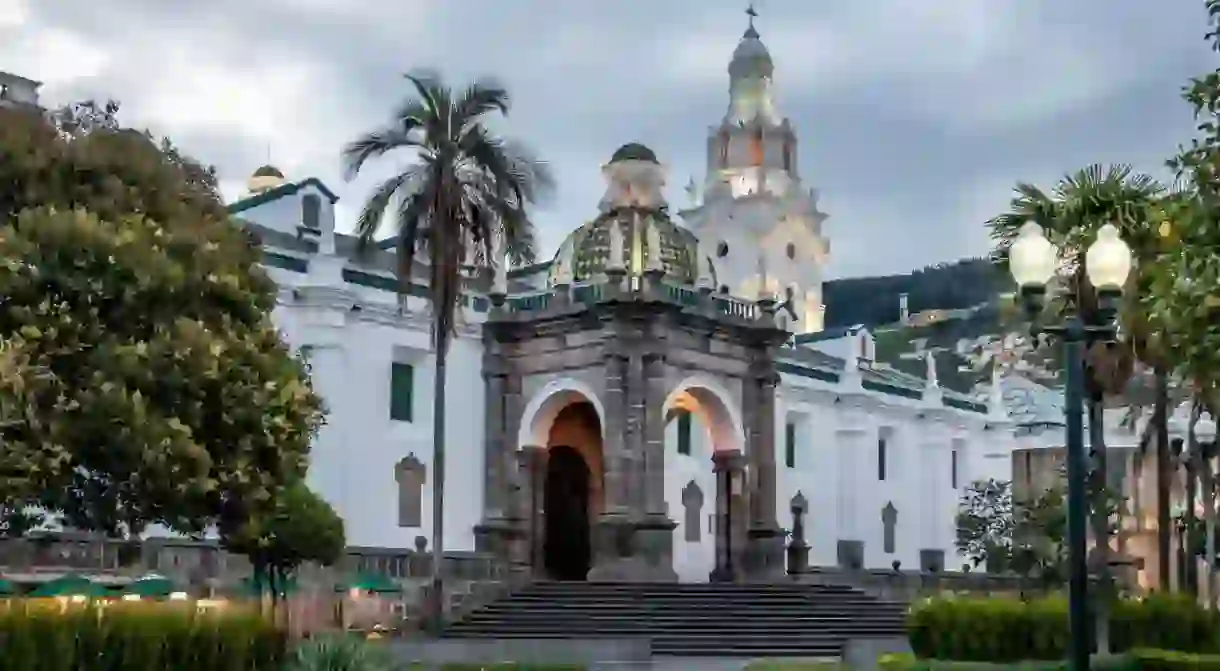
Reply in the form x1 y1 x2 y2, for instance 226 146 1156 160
2 0 1212 279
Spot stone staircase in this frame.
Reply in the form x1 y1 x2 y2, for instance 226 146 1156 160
442 580 909 658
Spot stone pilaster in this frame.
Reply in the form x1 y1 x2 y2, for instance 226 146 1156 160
601 346 630 515
744 360 785 580
480 358 507 518
710 449 748 582
514 445 548 576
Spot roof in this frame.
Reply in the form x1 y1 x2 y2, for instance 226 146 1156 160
609 143 659 164
226 177 339 215
550 207 703 285
251 165 284 178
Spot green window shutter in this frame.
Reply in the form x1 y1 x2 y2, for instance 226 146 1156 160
677 411 692 455
390 363 414 422
785 422 796 469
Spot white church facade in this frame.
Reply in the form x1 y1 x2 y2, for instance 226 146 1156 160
227 16 1018 582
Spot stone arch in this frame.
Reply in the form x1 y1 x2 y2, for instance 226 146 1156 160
517 377 607 449
663 373 746 455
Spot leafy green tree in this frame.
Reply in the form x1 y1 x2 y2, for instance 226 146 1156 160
342 71 553 627
956 478 1015 573
222 481 345 602
0 107 324 542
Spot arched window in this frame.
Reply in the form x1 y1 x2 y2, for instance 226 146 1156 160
782 141 792 172
750 127 764 166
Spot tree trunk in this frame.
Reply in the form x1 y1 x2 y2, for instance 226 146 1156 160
428 349 448 634
1187 401 1202 595
1204 436 1217 610
1156 366 1172 590
1088 396 1111 654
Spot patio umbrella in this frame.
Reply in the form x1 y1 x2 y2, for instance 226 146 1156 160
0 578 16 596
335 572 401 594
28 574 109 598
121 574 179 598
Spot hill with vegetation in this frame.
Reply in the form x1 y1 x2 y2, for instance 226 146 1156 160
823 258 1011 330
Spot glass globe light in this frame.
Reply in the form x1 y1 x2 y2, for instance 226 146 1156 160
1009 222 1056 288
1085 223 1132 290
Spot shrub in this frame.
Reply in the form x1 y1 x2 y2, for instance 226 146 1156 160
908 593 1220 661
0 599 285 670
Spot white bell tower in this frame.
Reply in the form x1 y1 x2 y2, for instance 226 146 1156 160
679 5 831 334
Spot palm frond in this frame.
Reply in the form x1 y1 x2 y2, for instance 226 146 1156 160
341 128 418 182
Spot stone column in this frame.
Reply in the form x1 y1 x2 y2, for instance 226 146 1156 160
634 350 677 581
744 360 785 579
589 346 639 581
710 449 748 582
480 361 508 518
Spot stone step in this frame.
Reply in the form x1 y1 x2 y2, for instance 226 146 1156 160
461 610 905 623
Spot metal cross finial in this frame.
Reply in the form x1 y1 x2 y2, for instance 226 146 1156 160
746 2 758 25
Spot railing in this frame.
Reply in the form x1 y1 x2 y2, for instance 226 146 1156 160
498 277 762 324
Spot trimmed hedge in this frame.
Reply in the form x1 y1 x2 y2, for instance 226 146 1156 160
0 599 286 670
908 593 1220 662
881 649 1220 670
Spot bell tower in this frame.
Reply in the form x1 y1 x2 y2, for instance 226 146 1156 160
680 6 831 335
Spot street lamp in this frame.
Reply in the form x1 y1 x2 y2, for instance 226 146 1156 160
1009 221 1132 671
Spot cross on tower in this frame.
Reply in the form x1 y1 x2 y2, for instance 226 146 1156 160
746 2 758 27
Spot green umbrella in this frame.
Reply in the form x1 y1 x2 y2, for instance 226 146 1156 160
336 572 401 594
29 574 109 598
0 578 16 596
121 574 179 598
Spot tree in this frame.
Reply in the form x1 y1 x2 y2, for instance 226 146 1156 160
1144 0 1220 599
222 481 345 602
0 107 325 542
342 71 553 629
956 479 1015 572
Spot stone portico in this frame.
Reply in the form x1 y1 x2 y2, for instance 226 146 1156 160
474 243 790 582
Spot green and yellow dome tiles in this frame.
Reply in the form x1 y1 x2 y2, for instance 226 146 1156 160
548 142 715 287
549 208 711 286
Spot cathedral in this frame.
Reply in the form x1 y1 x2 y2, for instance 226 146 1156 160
226 12 1015 583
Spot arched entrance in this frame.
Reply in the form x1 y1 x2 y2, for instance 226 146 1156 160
663 376 748 583
544 444 592 580
520 392 604 581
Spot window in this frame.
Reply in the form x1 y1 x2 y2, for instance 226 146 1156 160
716 241 729 258
782 141 792 172
785 422 796 469
719 284 730 294
301 193 321 232
1023 451 1032 487
951 449 959 489
786 242 796 260
390 362 414 422
718 134 729 168
676 411 692 455
877 436 887 481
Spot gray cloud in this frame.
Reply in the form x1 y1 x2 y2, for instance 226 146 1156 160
4 0 1212 278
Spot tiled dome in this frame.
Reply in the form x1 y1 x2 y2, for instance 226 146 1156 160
549 207 711 286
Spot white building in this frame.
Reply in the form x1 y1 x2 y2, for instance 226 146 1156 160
228 15 1017 582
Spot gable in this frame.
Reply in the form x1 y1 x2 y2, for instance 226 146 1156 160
226 178 340 215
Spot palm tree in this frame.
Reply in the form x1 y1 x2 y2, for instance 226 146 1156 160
342 71 554 631
987 163 1165 650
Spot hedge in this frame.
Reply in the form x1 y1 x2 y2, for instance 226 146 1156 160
0 599 285 671
907 593 1220 662
881 649 1220 670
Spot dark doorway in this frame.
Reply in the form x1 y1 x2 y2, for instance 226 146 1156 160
543 445 592 580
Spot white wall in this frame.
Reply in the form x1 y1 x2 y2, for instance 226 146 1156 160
664 413 717 582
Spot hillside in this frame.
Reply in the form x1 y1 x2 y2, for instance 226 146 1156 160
823 258 1011 330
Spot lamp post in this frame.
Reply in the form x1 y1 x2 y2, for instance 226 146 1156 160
1009 221 1133 671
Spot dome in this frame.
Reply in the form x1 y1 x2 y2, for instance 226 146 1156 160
247 164 286 194
252 165 284 178
729 27 773 78
548 207 712 286
609 143 659 165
